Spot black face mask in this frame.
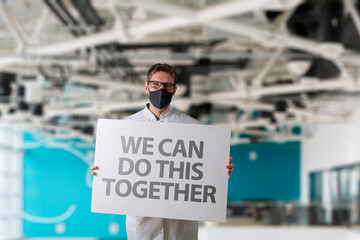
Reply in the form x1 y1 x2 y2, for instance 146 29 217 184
149 88 173 109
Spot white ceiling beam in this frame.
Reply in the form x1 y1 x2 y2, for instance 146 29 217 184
208 19 334 59
252 47 283 87
134 0 346 60
287 107 349 121
208 78 353 99
198 0 272 22
0 55 23 67
129 16 192 37
0 4 29 51
30 7 49 45
213 99 275 111
260 0 303 10
257 78 352 97
135 0 292 22
172 96 275 111
69 74 145 92
131 0 268 36
44 99 148 118
93 0 134 9
135 0 197 19
107 0 130 42
27 27 127 54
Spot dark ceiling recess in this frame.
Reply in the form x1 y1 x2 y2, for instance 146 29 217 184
188 103 212 120
17 85 29 111
0 72 16 104
72 125 94 135
258 110 277 124
275 101 288 112
287 1 318 39
287 48 340 80
31 104 44 116
248 127 267 144
70 115 94 135
341 15 360 51
175 53 251 97
288 0 360 50
316 0 343 43
304 57 340 79
265 11 283 22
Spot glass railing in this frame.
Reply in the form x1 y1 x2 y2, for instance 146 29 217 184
224 200 360 227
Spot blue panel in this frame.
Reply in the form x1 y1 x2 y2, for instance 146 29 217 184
23 131 300 237
23 132 127 238
228 141 301 201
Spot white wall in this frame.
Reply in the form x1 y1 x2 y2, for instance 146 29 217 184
301 100 360 204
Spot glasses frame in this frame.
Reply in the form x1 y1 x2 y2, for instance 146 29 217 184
147 80 176 91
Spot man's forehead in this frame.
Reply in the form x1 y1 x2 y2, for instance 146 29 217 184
151 71 175 82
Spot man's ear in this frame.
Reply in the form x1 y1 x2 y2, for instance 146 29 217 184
144 81 149 93
172 86 177 96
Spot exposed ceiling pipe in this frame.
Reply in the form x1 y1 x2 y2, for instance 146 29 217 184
71 0 95 25
95 39 225 52
83 0 105 26
71 0 104 31
27 28 127 54
132 0 350 60
44 0 79 37
55 0 86 36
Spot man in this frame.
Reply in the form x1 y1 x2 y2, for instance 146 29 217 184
91 63 234 240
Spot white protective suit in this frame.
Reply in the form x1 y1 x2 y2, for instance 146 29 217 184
125 104 199 240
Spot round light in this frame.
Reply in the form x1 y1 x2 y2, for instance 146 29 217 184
249 151 257 161
109 222 119 234
55 223 66 234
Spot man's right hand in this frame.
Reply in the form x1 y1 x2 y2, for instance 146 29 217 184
90 165 99 176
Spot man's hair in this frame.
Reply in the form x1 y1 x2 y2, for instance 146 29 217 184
147 63 177 84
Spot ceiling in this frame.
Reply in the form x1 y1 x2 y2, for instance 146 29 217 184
0 0 359 143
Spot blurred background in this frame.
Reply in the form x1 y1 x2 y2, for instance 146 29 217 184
0 0 360 239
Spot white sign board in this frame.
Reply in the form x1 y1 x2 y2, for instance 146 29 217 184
91 119 230 222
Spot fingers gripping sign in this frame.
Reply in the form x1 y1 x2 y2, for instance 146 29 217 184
227 156 234 178
90 165 98 176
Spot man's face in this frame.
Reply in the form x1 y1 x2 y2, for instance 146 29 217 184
145 71 177 95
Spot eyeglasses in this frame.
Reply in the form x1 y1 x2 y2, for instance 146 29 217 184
147 81 176 91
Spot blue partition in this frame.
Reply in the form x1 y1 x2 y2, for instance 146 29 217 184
23 132 127 238
23 131 300 238
228 141 301 202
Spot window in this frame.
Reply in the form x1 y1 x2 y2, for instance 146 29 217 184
0 123 22 240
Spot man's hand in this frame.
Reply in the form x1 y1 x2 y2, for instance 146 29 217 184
90 165 99 176
226 156 234 178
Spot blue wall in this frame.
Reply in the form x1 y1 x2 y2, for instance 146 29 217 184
228 141 301 201
23 132 300 238
23 132 127 238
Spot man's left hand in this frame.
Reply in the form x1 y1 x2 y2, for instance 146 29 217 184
227 156 234 178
